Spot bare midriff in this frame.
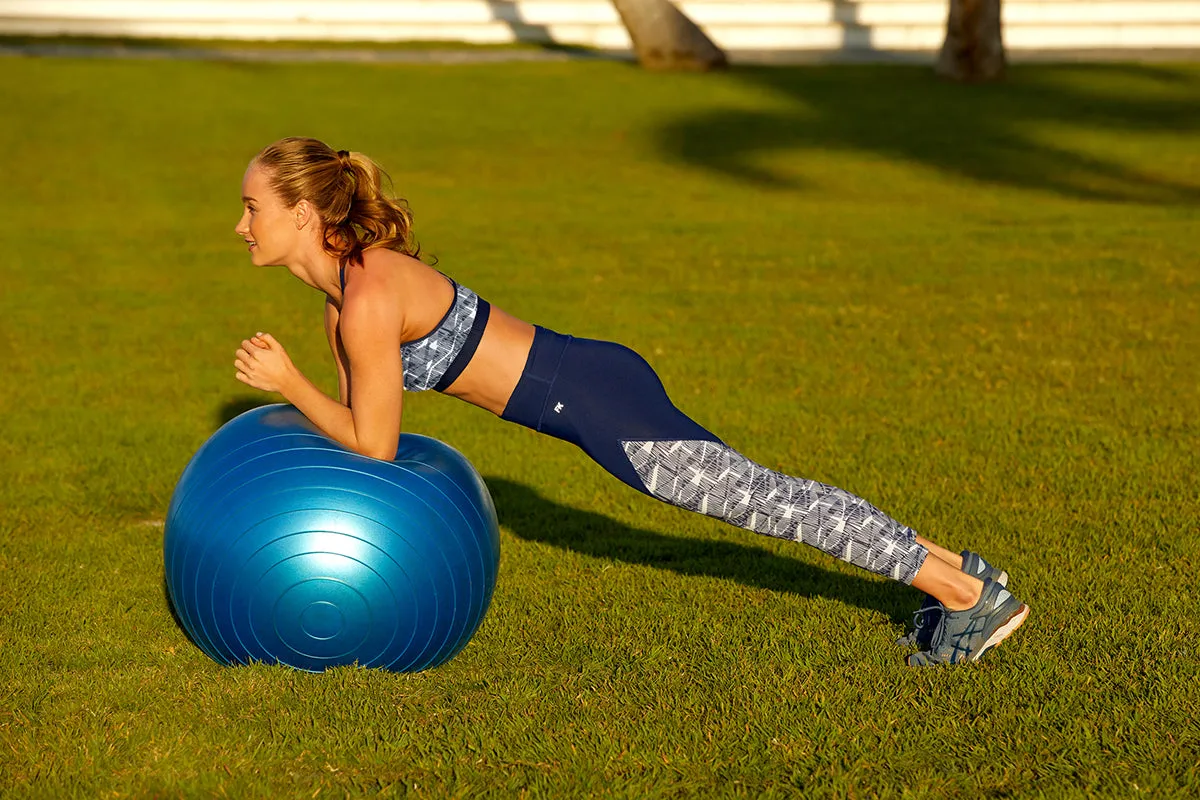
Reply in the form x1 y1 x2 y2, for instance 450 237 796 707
442 305 536 416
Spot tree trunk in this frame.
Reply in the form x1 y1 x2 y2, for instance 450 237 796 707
936 0 1006 82
611 0 727 71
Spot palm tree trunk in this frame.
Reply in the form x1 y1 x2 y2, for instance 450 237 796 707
936 0 1006 82
610 0 727 71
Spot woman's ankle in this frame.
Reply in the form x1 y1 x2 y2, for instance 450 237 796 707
915 535 965 570
911 556 984 611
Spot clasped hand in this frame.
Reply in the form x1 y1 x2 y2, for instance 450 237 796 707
234 332 295 394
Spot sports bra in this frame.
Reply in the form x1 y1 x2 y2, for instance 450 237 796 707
339 266 491 393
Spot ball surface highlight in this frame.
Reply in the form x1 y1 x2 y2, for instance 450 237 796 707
164 404 500 672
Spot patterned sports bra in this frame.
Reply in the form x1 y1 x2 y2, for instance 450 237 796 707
340 266 491 393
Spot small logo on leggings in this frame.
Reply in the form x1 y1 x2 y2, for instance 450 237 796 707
554 402 564 413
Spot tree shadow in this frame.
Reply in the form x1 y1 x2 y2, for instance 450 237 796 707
654 61 1200 204
835 0 871 53
484 0 619 58
486 476 917 623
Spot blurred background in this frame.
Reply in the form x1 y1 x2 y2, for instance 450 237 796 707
1 0 1198 72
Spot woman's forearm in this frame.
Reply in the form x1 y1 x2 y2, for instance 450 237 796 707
280 367 360 452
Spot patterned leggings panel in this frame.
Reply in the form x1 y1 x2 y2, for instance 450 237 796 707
499 327 929 584
622 439 927 583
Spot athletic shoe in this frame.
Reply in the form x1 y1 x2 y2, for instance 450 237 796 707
906 578 1029 666
962 550 1009 586
895 550 1008 650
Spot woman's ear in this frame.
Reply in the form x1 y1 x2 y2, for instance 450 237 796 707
294 199 314 230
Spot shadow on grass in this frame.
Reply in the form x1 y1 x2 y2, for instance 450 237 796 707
216 396 272 428
162 577 187 634
655 62 1200 204
486 476 916 623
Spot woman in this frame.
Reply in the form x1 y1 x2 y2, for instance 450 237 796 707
233 137 1028 667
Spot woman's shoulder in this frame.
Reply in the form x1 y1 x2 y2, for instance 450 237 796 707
347 249 422 291
347 249 456 335
359 247 447 285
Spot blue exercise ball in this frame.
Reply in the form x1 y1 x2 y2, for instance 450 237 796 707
163 404 500 673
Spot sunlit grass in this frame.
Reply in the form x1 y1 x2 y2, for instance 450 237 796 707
0 54 1197 797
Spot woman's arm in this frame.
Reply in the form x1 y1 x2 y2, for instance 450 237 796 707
235 290 404 459
336 286 404 459
324 297 351 406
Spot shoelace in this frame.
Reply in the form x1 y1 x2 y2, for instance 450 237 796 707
896 599 943 648
911 600 941 632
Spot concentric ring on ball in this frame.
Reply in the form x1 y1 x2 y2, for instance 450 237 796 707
164 404 500 673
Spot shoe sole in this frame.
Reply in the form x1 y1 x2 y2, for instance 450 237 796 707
996 570 1009 587
971 603 1028 662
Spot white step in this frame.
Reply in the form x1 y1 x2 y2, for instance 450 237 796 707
0 1 1196 52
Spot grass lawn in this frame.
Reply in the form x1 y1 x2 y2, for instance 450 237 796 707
0 51 1197 798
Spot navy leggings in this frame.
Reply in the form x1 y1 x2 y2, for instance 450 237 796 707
501 327 929 584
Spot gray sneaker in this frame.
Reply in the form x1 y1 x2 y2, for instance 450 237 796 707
962 550 1009 586
895 550 1008 650
907 578 1029 666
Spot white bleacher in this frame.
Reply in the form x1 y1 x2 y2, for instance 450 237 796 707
0 1 1196 55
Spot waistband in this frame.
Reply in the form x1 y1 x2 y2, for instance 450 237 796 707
500 326 571 431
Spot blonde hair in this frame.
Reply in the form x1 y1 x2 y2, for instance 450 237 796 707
253 137 423 265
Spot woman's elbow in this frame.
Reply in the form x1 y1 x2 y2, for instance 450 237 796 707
359 441 398 461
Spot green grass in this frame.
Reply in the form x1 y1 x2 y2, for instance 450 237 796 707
0 53 1197 798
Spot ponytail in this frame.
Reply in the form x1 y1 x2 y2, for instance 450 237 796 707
253 137 423 265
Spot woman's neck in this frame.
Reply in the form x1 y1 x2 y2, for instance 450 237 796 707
285 246 343 302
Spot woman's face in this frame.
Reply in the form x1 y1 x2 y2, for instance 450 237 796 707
234 164 299 267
